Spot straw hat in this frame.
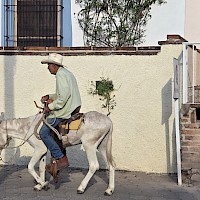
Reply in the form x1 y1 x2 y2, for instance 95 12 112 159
41 53 63 66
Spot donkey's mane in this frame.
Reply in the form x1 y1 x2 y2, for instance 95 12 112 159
0 115 37 129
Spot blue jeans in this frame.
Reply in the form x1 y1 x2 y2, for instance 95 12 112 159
40 118 63 160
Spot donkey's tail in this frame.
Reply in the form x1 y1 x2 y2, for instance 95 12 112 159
105 122 116 168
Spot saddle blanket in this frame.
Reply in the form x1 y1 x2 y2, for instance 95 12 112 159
61 117 83 130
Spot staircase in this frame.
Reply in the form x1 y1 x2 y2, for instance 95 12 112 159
180 106 200 170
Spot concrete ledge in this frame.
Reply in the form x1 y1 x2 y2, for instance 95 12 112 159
0 35 187 56
158 34 187 45
0 46 161 56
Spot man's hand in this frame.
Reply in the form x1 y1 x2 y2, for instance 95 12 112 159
43 105 51 114
41 95 49 104
46 99 53 104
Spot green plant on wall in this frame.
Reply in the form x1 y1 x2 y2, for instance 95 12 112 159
88 77 116 116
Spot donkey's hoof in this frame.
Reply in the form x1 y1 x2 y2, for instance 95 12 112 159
77 185 85 194
104 188 114 196
77 189 84 194
34 184 42 191
43 185 50 191
43 182 50 191
104 191 112 196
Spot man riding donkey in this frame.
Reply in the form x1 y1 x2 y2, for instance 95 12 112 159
39 53 81 178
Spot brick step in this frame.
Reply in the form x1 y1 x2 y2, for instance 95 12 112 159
181 146 200 152
184 135 200 140
181 141 200 146
180 107 199 171
181 129 200 134
183 124 200 129
182 162 200 169
180 118 191 123
182 158 200 164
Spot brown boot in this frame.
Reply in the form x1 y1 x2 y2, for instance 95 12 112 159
56 155 69 170
46 163 54 176
46 160 58 177
45 157 55 174
45 156 69 181
45 160 59 182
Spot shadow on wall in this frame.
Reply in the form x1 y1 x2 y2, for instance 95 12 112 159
4 55 16 162
161 79 176 173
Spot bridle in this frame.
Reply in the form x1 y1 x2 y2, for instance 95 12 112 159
0 120 12 151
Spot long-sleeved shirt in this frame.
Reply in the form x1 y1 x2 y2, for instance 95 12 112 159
47 67 81 119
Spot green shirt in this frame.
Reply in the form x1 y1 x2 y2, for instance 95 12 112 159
48 67 81 119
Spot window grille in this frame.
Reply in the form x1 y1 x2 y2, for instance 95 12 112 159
4 0 63 47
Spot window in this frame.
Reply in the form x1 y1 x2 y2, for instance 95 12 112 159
4 0 63 47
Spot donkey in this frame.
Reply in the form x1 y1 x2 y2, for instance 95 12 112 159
0 111 115 195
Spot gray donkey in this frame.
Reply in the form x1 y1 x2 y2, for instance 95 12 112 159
0 111 115 195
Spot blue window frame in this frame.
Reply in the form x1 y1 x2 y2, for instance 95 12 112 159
2 0 72 47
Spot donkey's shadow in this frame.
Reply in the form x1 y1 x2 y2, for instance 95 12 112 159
50 167 109 192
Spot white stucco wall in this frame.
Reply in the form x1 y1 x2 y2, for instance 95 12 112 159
0 44 183 173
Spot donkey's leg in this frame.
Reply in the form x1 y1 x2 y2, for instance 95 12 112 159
105 164 115 195
39 154 46 182
98 133 115 195
35 153 49 191
28 147 48 191
98 147 115 195
77 145 99 194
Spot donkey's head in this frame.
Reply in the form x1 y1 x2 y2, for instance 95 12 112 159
0 112 5 124
0 112 8 152
0 120 10 157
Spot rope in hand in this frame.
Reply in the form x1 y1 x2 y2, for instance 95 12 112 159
34 101 61 140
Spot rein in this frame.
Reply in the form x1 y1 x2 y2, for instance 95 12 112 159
42 115 62 140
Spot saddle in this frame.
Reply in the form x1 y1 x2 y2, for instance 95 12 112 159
58 113 84 136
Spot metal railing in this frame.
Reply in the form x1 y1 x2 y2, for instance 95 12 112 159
183 42 200 104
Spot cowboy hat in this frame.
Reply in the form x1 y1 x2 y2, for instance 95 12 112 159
41 53 63 66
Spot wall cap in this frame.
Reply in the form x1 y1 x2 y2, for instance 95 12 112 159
158 34 187 45
0 46 161 56
0 35 186 55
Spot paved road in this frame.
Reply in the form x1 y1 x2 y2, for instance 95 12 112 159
0 165 200 200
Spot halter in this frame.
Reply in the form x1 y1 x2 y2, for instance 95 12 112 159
0 120 12 151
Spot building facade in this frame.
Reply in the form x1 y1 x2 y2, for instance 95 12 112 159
1 0 198 47
184 0 200 43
